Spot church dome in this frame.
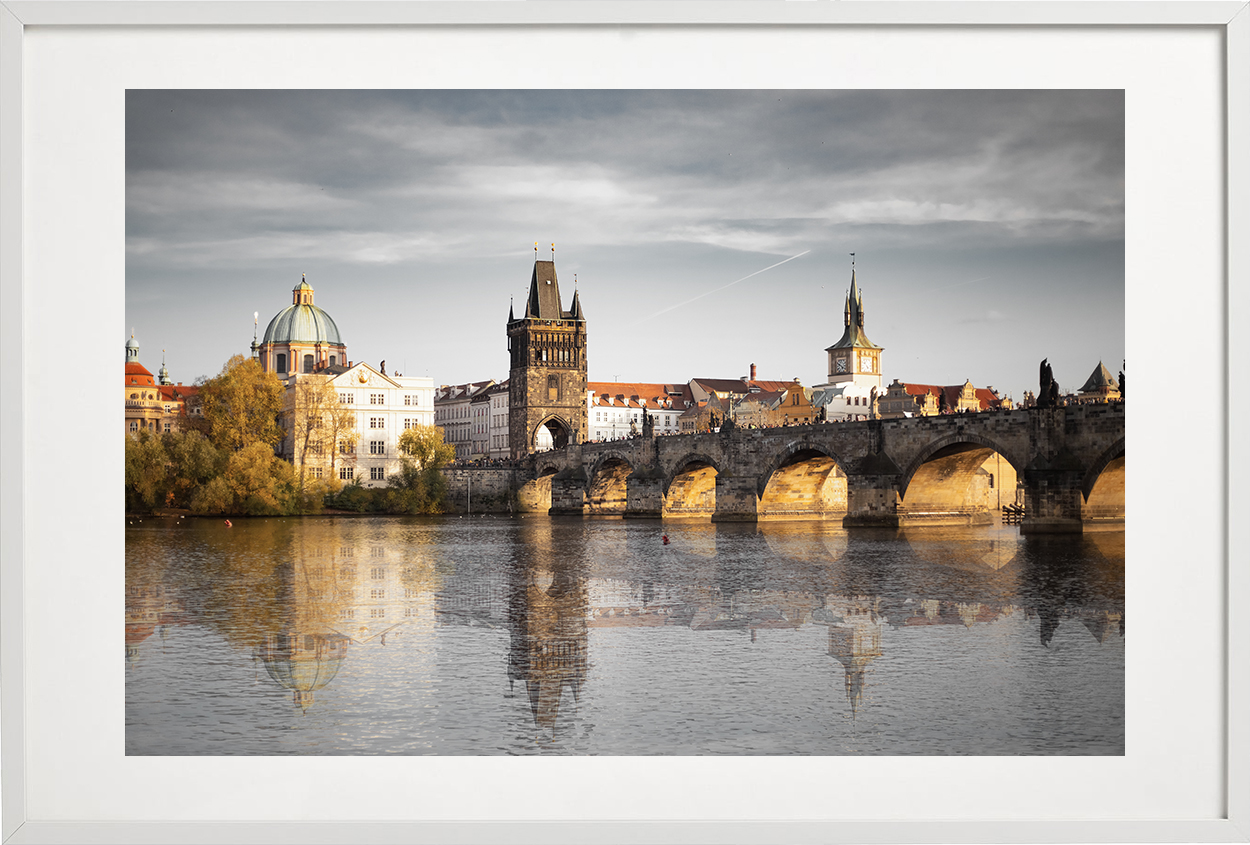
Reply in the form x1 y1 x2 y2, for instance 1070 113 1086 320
261 276 344 346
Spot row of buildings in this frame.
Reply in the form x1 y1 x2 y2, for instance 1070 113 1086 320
126 256 1121 484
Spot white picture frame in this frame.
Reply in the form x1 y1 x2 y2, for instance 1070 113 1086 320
1 2 1246 843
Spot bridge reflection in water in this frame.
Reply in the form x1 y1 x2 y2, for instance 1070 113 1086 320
126 515 1124 755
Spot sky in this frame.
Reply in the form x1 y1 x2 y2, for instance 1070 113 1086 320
125 90 1124 401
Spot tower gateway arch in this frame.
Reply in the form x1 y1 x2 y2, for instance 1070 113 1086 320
506 253 588 457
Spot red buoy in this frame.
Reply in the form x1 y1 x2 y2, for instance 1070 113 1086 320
662 534 669 545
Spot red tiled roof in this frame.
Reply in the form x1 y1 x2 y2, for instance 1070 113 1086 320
158 384 198 402
587 381 690 409
747 380 794 393
125 362 155 386
901 382 1005 411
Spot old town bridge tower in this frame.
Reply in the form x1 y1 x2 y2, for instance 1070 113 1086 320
507 255 588 457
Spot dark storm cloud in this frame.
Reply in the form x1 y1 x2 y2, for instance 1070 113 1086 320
126 90 1123 397
127 90 1123 266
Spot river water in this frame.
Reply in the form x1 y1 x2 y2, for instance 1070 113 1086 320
125 515 1124 755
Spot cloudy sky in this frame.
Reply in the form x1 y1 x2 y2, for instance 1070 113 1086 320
126 90 1123 400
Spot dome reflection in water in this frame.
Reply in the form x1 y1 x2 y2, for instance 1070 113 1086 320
126 514 1123 755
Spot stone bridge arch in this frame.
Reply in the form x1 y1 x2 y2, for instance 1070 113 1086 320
753 440 849 521
585 451 637 516
663 452 722 518
519 461 561 513
898 432 1025 524
1081 437 1125 526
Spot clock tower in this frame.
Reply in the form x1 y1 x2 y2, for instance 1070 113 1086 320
822 261 883 392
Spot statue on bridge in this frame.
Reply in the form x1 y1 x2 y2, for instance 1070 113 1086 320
1038 358 1060 408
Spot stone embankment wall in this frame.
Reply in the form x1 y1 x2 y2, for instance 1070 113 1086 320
442 467 549 514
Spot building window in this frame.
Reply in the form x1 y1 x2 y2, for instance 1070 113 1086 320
548 375 559 401
404 418 416 430
329 355 336 367
340 608 354 620
163 422 172 433
303 354 314 373
370 567 385 579
370 466 385 481
404 607 416 617
370 417 384 429
340 467 354 480
129 421 138 432
339 392 353 404
370 441 385 455
339 440 353 454
370 608 385 618
276 353 287 373
371 393 384 405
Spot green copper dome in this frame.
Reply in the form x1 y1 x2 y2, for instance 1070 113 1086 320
262 303 344 345
262 277 343 346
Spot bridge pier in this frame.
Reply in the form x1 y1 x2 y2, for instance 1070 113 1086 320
843 474 902 528
1020 468 1086 534
710 475 761 522
549 468 587 516
624 471 665 519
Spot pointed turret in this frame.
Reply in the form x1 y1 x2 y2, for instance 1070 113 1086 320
525 260 563 319
826 266 879 351
570 288 584 320
125 330 140 364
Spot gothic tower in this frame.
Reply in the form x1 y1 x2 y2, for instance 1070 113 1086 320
822 262 883 393
506 256 588 457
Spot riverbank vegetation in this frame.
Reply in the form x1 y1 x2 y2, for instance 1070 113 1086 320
125 354 454 516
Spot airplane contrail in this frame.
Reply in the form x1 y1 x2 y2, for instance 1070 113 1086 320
647 250 811 319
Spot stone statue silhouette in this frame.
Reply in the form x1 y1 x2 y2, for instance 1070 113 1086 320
1039 358 1057 408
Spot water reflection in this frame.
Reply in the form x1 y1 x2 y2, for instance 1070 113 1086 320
127 516 1124 754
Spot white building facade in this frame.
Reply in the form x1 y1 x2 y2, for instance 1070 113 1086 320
586 382 687 442
280 363 435 488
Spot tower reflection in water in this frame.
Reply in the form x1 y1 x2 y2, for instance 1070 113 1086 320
507 520 590 741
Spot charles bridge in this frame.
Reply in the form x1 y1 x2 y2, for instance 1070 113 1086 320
483 403 1124 534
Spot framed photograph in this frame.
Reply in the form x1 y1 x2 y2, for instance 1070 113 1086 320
2 2 1246 843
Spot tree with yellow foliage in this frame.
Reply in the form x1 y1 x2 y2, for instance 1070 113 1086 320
199 354 285 452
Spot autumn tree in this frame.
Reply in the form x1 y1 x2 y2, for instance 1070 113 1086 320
199 354 285 452
398 424 455 470
222 442 298 515
162 429 225 509
386 424 456 513
125 430 169 513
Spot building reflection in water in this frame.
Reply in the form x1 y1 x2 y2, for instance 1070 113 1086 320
813 597 884 716
127 517 1124 735
125 559 187 669
507 522 590 740
140 520 445 714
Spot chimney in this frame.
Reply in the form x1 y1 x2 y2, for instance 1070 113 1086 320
750 363 757 381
